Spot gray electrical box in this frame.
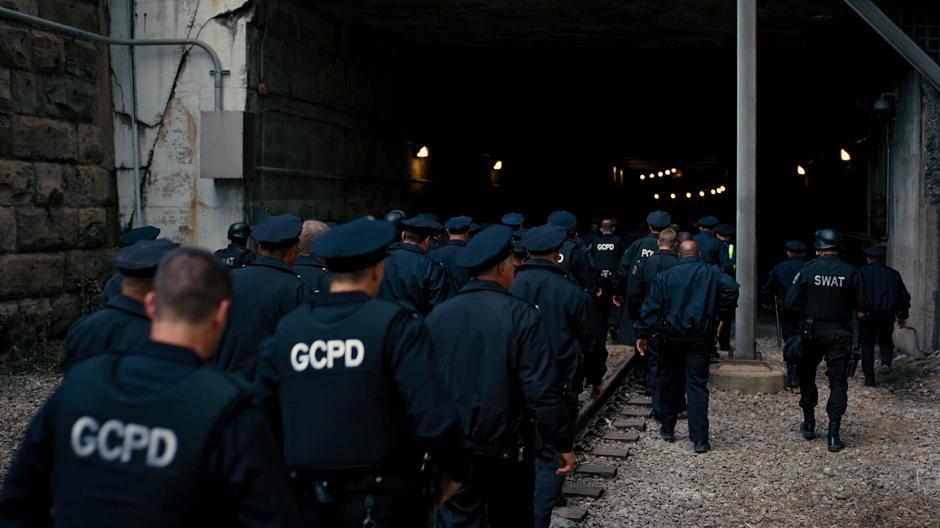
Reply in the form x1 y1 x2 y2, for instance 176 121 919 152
200 111 252 179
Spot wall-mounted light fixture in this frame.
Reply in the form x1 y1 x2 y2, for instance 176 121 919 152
416 145 429 158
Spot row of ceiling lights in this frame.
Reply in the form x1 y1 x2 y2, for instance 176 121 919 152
654 185 727 201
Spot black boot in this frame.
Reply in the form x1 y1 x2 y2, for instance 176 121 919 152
827 421 844 452
800 408 815 440
786 363 799 388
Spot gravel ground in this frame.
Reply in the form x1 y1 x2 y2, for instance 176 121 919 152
0 372 60 476
563 328 940 528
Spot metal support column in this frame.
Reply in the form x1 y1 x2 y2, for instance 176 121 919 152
735 0 757 359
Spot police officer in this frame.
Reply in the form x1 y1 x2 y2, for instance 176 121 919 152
64 239 179 372
294 219 331 295
100 225 161 307
425 225 576 528
215 214 307 380
762 240 808 387
215 222 257 269
379 216 455 315
615 211 671 344
255 217 468 527
784 229 862 452
591 219 626 336
636 240 740 453
385 209 406 229
626 228 679 407
693 216 723 265
857 246 911 386
510 224 604 528
715 223 735 277
430 216 473 291
0 248 302 527
548 210 597 294
714 223 736 354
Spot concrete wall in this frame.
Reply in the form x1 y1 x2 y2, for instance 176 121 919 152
245 2 414 226
886 71 940 353
0 0 117 348
108 0 251 248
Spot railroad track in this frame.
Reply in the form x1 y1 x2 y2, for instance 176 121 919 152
553 343 650 525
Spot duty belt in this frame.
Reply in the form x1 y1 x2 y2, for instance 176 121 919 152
292 470 420 493
468 441 525 462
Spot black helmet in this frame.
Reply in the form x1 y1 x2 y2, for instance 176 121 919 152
228 222 251 240
814 228 842 250
385 209 406 226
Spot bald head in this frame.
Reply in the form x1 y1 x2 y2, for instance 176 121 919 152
678 240 700 259
600 219 614 234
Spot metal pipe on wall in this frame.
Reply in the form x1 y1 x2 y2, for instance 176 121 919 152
735 0 757 359
127 0 143 226
0 6 227 111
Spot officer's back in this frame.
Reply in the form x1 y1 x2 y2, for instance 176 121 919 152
379 216 455 314
64 239 179 371
785 254 859 327
256 217 468 527
617 211 671 280
858 249 910 315
430 216 473 291
215 214 306 379
425 225 575 528
626 228 679 320
0 248 301 527
692 216 723 265
590 219 625 275
549 210 596 292
215 222 256 269
763 241 807 303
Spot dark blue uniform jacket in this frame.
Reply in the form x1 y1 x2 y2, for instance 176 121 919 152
63 294 151 372
379 242 454 315
430 239 471 291
425 280 574 453
636 257 740 342
510 259 603 389
693 231 723 265
626 249 679 320
215 255 306 380
293 255 330 295
857 261 911 319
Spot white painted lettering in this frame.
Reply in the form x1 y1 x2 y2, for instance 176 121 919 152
97 420 124 461
70 416 98 457
121 423 149 463
310 341 328 370
345 339 365 368
69 416 179 468
146 428 178 468
290 343 309 371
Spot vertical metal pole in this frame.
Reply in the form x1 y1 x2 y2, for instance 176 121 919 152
735 0 756 359
128 0 143 227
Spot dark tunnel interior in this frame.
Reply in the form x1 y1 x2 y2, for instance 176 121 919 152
312 0 913 275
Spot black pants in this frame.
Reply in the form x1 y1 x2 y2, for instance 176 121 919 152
658 341 712 443
298 478 427 528
438 456 535 528
717 315 732 351
859 313 895 381
798 332 851 421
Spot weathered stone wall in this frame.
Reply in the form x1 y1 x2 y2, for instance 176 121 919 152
245 2 414 224
0 0 116 350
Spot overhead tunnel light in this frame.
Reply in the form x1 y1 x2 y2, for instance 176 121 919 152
840 148 851 161
711 189 717 195
416 145 429 158
493 160 503 170
654 193 660 200
658 171 664 177
699 191 705 197
685 192 692 199
670 193 676 200
797 165 806 175
640 174 646 180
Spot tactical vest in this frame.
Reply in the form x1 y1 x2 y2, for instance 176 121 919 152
214 245 251 269
591 235 622 272
275 299 412 471
52 355 246 527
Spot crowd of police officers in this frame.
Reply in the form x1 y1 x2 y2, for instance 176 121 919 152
0 206 911 527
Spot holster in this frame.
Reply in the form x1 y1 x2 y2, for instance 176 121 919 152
800 318 815 342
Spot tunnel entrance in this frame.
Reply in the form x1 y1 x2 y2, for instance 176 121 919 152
247 0 909 273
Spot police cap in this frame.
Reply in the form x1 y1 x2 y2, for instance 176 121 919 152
501 212 525 227
312 217 395 272
547 210 577 230
814 228 843 250
785 240 807 252
113 238 180 277
646 211 671 229
512 227 527 241
457 225 513 271
469 222 482 235
384 209 406 226
698 216 719 228
715 223 735 237
863 246 886 258
416 212 439 223
120 225 160 247
401 216 440 237
522 224 567 254
445 216 473 234
227 222 250 240
252 214 303 249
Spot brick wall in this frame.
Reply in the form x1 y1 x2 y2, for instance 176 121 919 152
0 0 116 351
